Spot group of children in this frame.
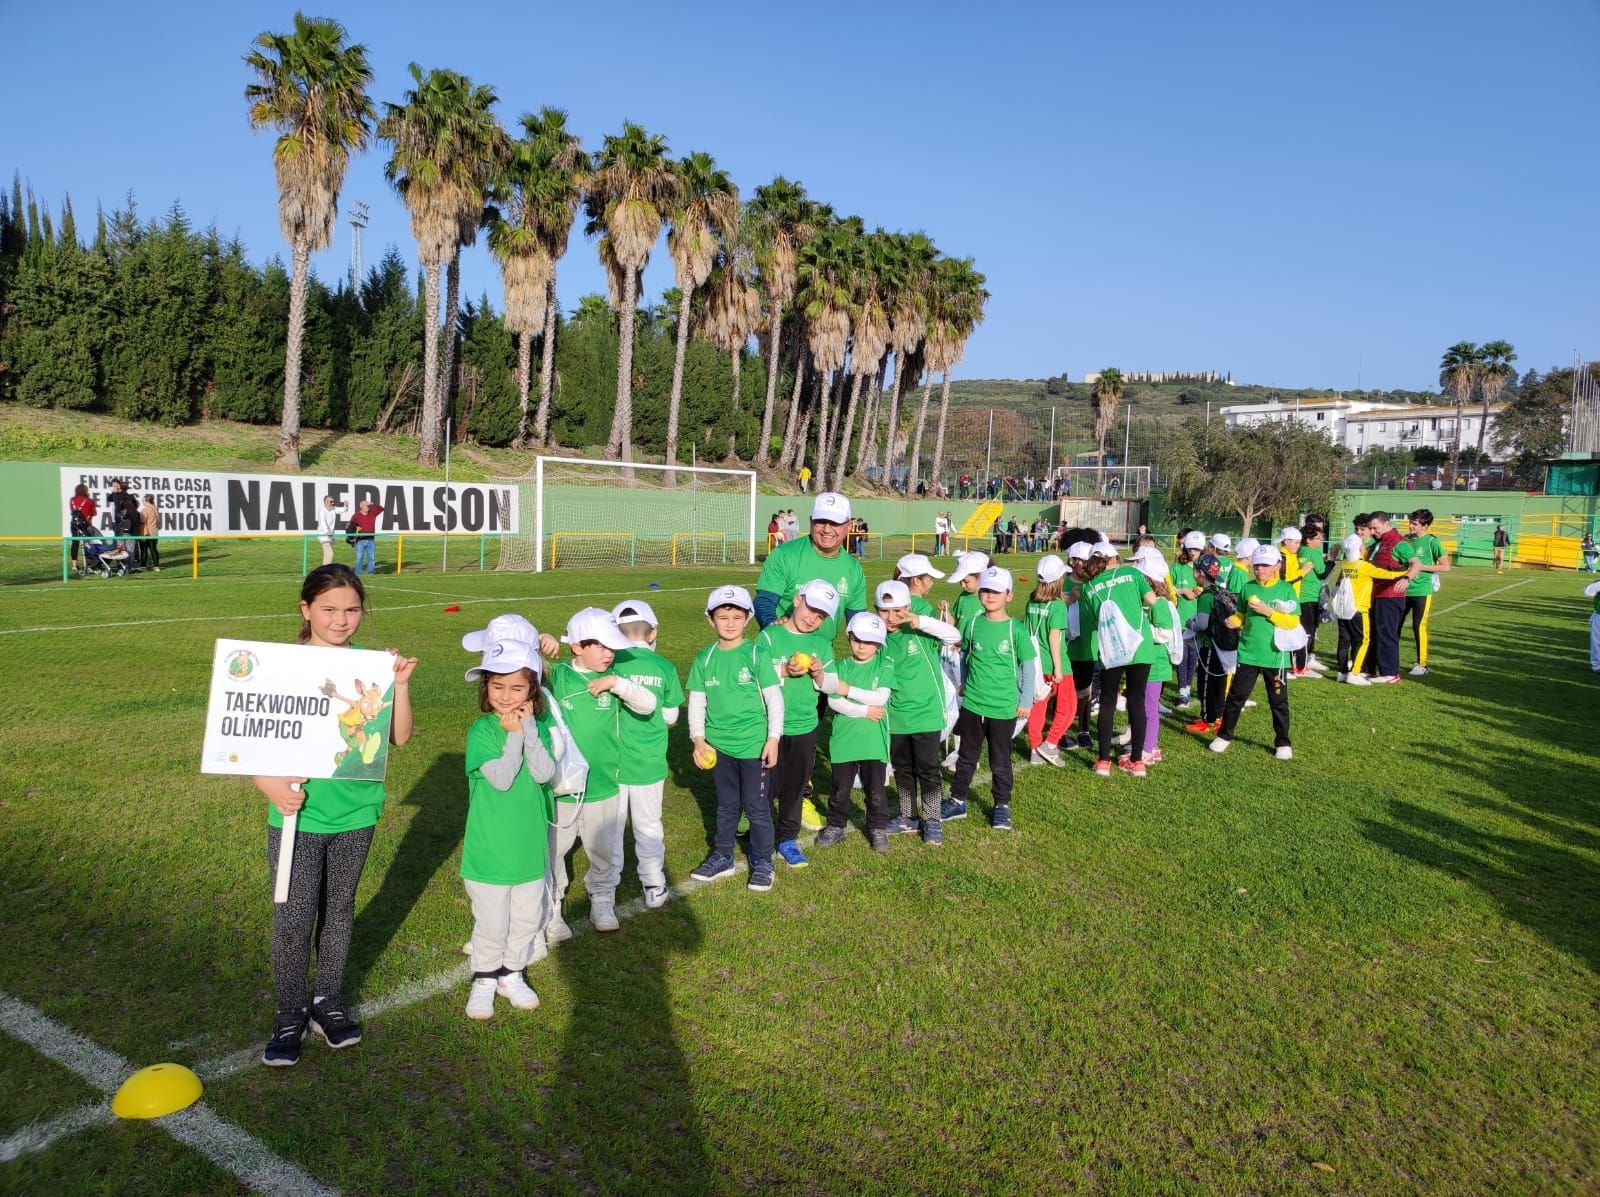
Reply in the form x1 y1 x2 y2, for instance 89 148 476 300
254 508 1459 1056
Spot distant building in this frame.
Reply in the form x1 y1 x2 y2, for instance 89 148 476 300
1083 370 1229 385
1220 397 1510 459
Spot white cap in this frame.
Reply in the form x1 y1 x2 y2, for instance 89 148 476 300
1277 526 1303 544
846 611 887 645
1235 537 1261 559
1343 533 1365 562
1210 532 1232 551
1137 553 1168 582
1036 554 1068 584
1130 545 1158 562
978 565 1013 592
1182 531 1207 551
794 578 840 618
465 636 542 681
874 579 912 608
705 584 755 614
810 491 851 524
949 551 991 583
611 599 658 629
1252 545 1283 567
462 613 538 653
1067 540 1093 562
1091 542 1120 560
895 552 945 580
561 607 634 650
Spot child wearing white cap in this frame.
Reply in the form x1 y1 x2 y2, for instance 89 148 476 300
1023 555 1074 767
893 553 948 620
1170 532 1207 708
875 579 961 843
1211 546 1300 759
1062 538 1099 749
945 566 1040 830
609 600 684 909
687 586 785 891
754 578 838 866
542 607 660 938
461 631 559 1019
947 551 991 631
1076 541 1159 777
1135 554 1180 764
815 612 898 852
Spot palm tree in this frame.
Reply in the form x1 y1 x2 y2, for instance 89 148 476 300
1439 341 1482 483
879 231 934 487
834 230 890 486
1091 367 1126 492
244 14 374 469
664 152 738 481
379 64 506 466
927 257 989 491
484 136 550 447
585 122 677 467
1477 339 1517 462
794 221 854 490
749 177 814 468
521 109 587 446
698 211 764 417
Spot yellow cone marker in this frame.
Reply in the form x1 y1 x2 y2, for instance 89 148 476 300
112 1063 203 1120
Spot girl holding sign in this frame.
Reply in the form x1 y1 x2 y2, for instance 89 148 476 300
253 565 416 1067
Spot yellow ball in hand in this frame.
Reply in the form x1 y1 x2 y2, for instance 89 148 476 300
792 652 813 671
696 746 718 770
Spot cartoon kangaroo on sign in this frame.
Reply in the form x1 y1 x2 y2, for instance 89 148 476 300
322 678 392 767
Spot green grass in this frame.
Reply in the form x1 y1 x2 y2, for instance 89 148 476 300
1 563 1597 1194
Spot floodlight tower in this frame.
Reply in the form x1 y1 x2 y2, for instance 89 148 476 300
348 200 369 288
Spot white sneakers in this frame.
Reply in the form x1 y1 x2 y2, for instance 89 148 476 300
546 913 574 945
643 885 669 909
1209 737 1231 753
1343 673 1370 686
467 972 541 1019
466 977 496 1020
1409 665 1429 676
1275 746 1294 760
590 898 620 933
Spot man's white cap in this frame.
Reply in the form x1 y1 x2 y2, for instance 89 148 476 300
846 611 887 645
810 491 851 524
948 551 991 583
874 579 912 608
465 636 542 681
1136 552 1168 582
1235 537 1261 559
895 552 945 580
705 584 755 614
978 565 1013 592
1209 532 1232 551
462 613 538 653
611 599 658 629
561 606 634 650
1277 526 1303 544
1251 545 1283 568
1342 533 1365 562
1182 530 1207 551
1090 542 1120 560
1036 554 1068 584
794 578 840 617
1067 540 1093 562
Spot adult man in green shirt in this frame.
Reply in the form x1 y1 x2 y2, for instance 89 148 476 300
1404 508 1448 675
755 491 868 645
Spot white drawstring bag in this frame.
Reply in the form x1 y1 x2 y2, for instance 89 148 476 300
1149 600 1185 666
1271 600 1309 653
1096 601 1143 669
541 687 589 799
1328 576 1357 621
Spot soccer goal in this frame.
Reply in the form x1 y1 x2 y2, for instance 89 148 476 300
492 456 758 572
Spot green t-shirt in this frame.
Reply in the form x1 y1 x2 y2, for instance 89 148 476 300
883 623 949 736
1238 579 1299 669
1296 545 1325 602
1224 562 1251 595
1195 589 1215 650
612 646 685 785
546 660 622 803
952 589 983 629
1077 566 1153 666
959 615 1036 719
756 537 868 643
829 653 897 764
1024 597 1069 675
266 640 386 834
910 594 938 619
755 623 833 736
1147 600 1177 683
461 713 555 885
1063 579 1093 663
1406 534 1442 597
687 639 775 758
1170 560 1199 624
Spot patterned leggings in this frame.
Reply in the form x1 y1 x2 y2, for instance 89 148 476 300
267 824 375 1013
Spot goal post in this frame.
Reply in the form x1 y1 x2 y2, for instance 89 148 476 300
493 455 758 572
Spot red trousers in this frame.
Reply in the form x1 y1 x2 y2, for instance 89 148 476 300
1027 675 1078 749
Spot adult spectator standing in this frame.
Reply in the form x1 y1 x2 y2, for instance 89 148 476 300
139 493 161 572
68 484 96 576
767 512 782 552
755 492 869 642
798 465 811 494
109 479 141 571
349 497 384 575
1492 524 1510 573
933 511 949 556
315 495 348 566
1366 512 1420 683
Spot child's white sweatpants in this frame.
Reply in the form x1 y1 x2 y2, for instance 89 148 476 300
618 780 667 890
1590 611 1600 671
550 794 625 905
464 878 548 974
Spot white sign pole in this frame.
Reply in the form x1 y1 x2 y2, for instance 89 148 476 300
274 794 299 904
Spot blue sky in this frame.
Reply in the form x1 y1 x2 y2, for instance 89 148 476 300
5 0 1597 390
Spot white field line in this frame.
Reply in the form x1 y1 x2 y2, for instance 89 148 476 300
0 1102 116 1162
0 991 338 1194
1426 577 1533 619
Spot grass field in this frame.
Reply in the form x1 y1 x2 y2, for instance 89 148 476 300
1 559 1597 1195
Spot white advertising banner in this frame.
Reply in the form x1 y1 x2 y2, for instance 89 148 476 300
59 465 517 536
200 639 398 781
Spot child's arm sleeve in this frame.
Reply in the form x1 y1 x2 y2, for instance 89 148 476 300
817 670 843 694
828 695 869 717
760 683 784 740
837 684 889 707
687 691 707 741
521 723 557 785
1266 608 1301 629
1583 581 1600 597
911 615 961 645
477 730 525 792
609 676 658 716
662 705 680 726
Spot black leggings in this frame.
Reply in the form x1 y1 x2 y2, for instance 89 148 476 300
890 730 944 822
772 729 818 843
1293 602 1319 670
1218 664 1291 748
267 823 375 1013
1198 645 1229 723
1097 663 1151 762
1070 658 1097 737
828 760 889 831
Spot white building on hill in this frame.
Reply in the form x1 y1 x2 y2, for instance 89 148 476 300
1220 397 1509 459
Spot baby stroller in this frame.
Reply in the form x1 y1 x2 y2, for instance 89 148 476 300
83 536 131 578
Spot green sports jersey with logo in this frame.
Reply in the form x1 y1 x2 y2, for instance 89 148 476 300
952 589 983 630
959 614 1036 719
1063 579 1094 663
611 646 684 785
461 713 555 884
883 623 949 735
829 653 897 764
1406 534 1442 597
1170 560 1199 624
1024 597 1069 674
546 660 623 803
755 538 867 643
687 639 776 758
755 623 833 736
1147 599 1177 683
1237 579 1299 669
1296 545 1325 602
1077 566 1154 665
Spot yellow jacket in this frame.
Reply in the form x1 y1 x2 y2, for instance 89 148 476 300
1339 559 1407 612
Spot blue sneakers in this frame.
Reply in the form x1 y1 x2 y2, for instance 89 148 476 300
991 804 1013 831
814 825 848 848
868 828 890 852
940 797 968 821
922 819 943 846
690 851 736 882
776 839 809 868
884 815 919 836
747 861 775 892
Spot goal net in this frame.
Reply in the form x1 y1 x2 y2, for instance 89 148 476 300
492 456 757 572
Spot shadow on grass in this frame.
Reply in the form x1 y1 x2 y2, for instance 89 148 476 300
297 430 347 470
